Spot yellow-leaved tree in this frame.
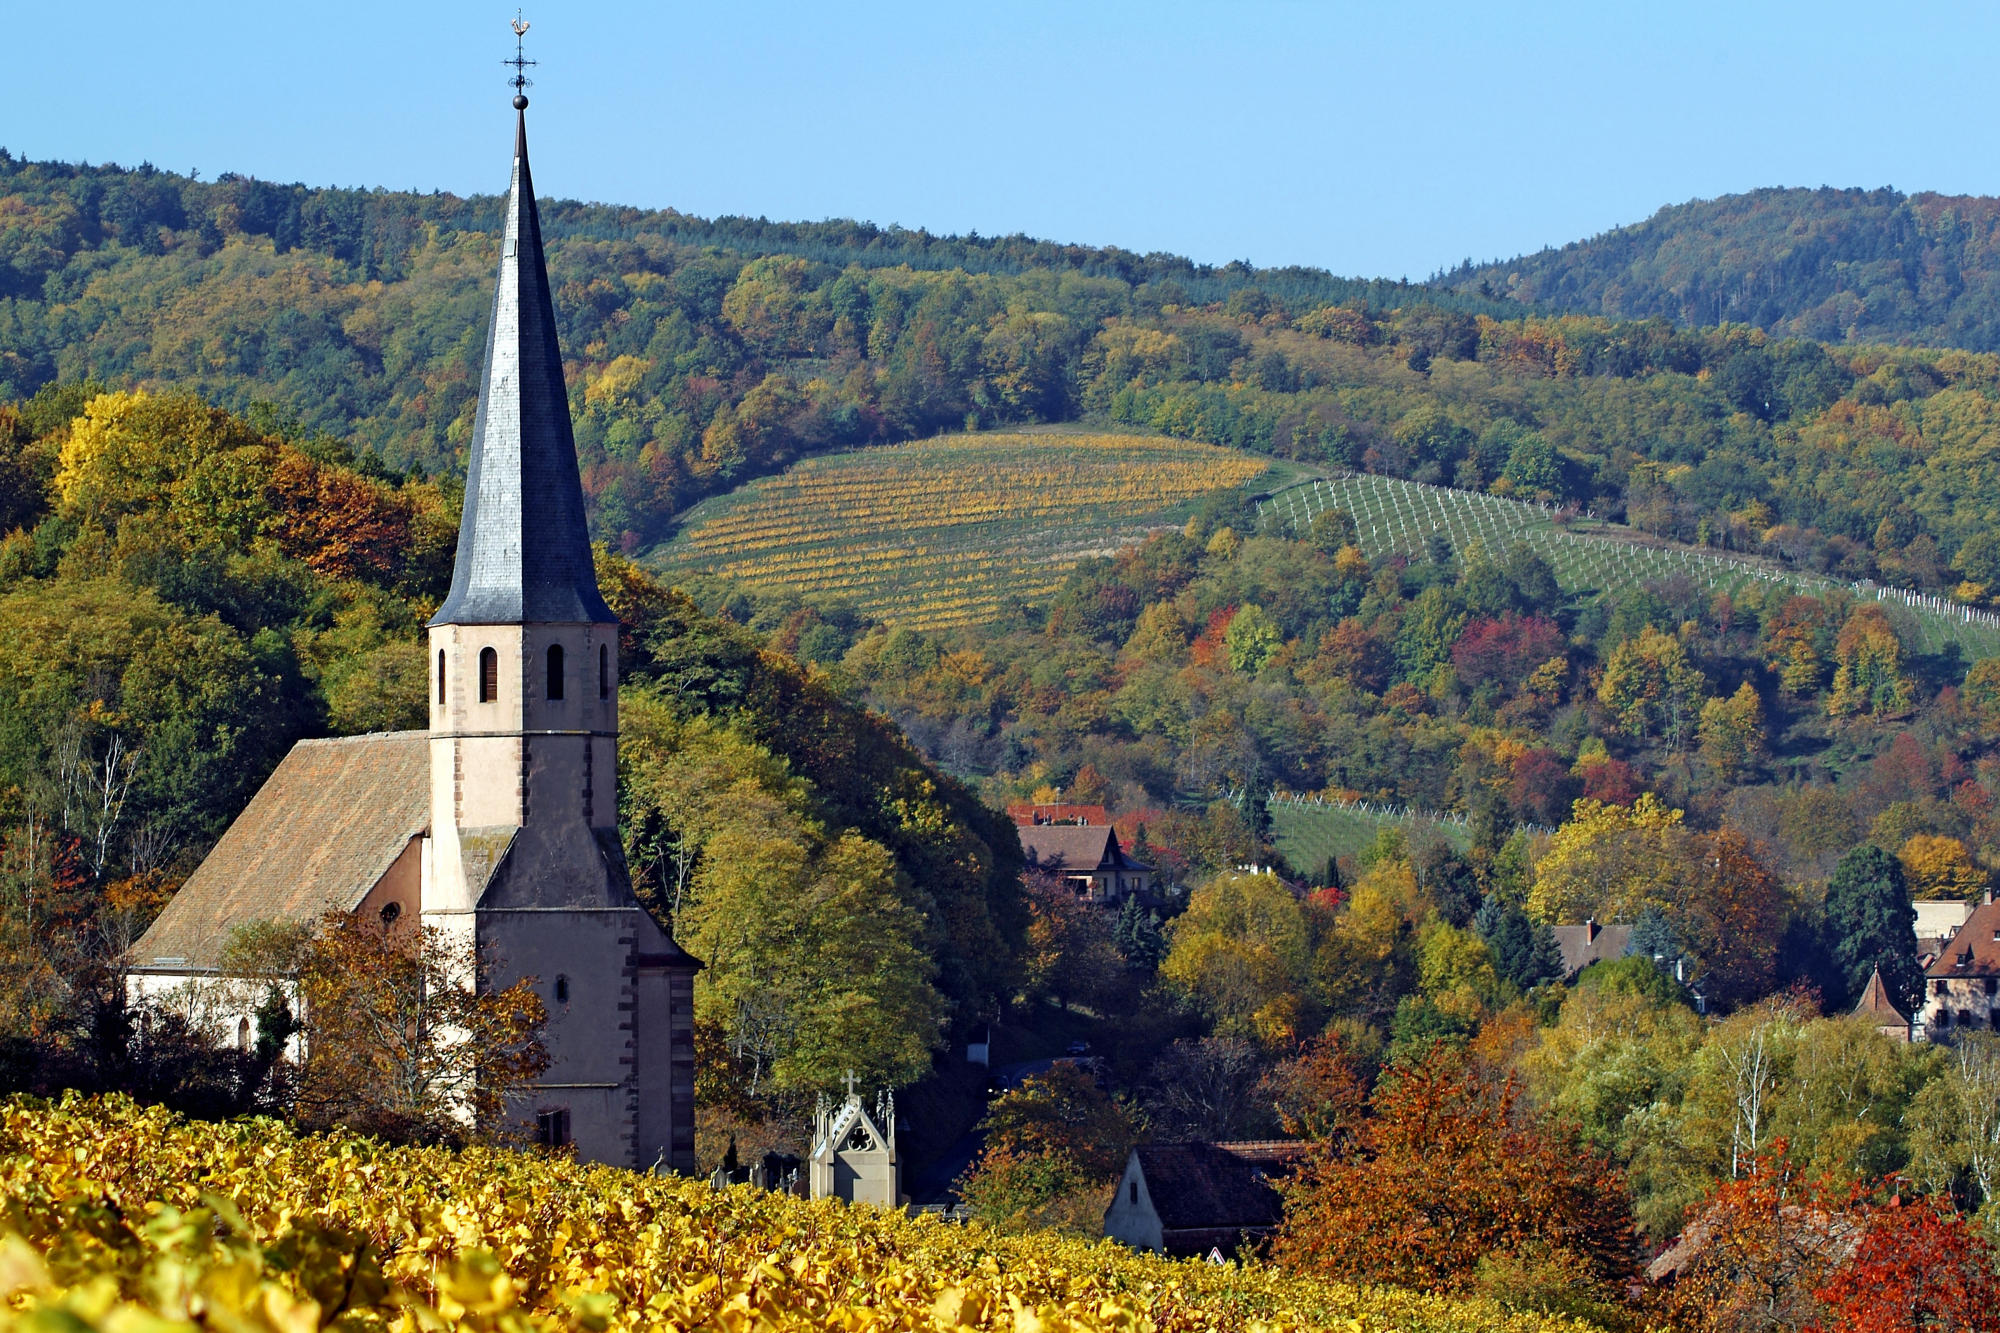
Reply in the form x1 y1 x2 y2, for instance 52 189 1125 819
1527 794 1685 925
1597 627 1707 749
1900 834 1989 901
1161 869 1311 1043
1826 605 1914 718
1698 682 1767 781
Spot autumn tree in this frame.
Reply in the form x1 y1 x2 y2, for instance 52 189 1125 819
1659 1153 1851 1333
1273 1047 1635 1294
1899 834 1988 901
296 912 548 1145
1599 625 1708 748
1812 1197 2000 1333
957 1063 1138 1234
1699 682 1768 781
1826 606 1914 719
1161 870 1312 1043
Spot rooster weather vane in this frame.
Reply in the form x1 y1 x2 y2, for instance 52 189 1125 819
505 12 536 108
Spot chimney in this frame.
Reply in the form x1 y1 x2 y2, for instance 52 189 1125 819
1584 917 1598 944
1986 887 1994 907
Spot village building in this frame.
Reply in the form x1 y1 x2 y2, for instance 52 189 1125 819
1015 823 1156 905
1917 894 2000 1040
1852 967 1912 1042
1102 1141 1307 1258
127 92 699 1173
809 1082 901 1207
1551 918 1632 980
1914 898 1976 967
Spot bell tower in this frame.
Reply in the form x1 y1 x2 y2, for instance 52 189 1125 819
421 75 696 1173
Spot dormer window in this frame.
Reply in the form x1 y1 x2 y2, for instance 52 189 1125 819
479 647 498 702
547 644 565 700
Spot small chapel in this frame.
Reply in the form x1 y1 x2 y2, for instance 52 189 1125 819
127 87 699 1174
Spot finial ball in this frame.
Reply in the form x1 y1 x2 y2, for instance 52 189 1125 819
513 94 529 110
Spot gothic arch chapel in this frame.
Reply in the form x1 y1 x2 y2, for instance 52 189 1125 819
128 93 699 1173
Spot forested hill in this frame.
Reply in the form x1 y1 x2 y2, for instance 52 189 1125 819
1437 187 2000 351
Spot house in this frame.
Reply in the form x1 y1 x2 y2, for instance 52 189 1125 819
1016 823 1155 905
1918 894 2000 1040
128 91 699 1173
810 1082 900 1207
1006 803 1109 826
1852 967 1911 1042
1102 1141 1307 1257
1914 898 1975 966
1551 919 1633 979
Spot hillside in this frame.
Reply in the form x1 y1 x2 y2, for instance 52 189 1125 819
652 431 1271 629
0 1094 1588 1333
1437 186 2000 351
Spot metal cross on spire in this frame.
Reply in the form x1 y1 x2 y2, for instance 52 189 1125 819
505 12 536 107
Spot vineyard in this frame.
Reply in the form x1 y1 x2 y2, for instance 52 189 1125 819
650 432 1270 630
1260 473 2000 661
1269 796 1473 878
0 1095 1594 1333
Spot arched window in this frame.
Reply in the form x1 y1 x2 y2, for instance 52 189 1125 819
379 901 402 926
478 647 498 702
546 644 565 700
237 1017 251 1052
436 649 446 705
599 643 611 699
554 975 570 1004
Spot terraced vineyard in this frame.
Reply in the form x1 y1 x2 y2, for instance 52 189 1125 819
652 432 1269 629
1262 473 2000 660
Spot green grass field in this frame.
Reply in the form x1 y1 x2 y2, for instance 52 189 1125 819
1260 472 2000 661
1269 797 1473 880
649 430 1270 629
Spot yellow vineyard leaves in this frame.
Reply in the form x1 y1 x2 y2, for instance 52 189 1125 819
652 434 1267 631
0 1095 1592 1333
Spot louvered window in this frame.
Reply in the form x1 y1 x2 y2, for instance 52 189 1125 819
546 644 565 700
479 647 498 702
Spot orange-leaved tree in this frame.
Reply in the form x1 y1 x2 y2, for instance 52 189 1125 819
1272 1045 1633 1293
1811 1195 2000 1333
296 911 548 1146
1658 1149 1852 1333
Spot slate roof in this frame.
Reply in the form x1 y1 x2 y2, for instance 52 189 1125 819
1552 920 1633 978
131 732 430 972
1926 901 2000 978
1852 967 1910 1026
1016 824 1150 874
431 107 612 628
1133 1141 1306 1233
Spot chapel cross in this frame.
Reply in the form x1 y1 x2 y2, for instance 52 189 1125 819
843 1069 859 1098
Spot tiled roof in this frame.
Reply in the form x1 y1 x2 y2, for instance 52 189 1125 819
1017 824 1150 874
1551 920 1633 978
1133 1141 1307 1232
132 732 430 971
1926 901 2000 978
1852 967 1910 1024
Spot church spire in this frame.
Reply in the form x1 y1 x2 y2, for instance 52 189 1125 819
431 87 612 627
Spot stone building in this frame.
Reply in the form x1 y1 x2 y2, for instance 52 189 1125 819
128 94 699 1172
809 1083 901 1207
1102 1141 1307 1257
1919 895 2000 1040
1016 823 1155 905
1852 967 1912 1043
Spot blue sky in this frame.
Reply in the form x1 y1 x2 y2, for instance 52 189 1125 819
5 1 1995 279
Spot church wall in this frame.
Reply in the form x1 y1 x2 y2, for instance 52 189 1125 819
355 838 423 929
481 906 644 1167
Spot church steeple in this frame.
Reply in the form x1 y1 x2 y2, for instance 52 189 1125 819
431 98 611 627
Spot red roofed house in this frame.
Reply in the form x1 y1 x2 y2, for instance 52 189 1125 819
1102 1141 1308 1257
1016 822 1156 906
1919 895 2000 1041
1852 967 1911 1043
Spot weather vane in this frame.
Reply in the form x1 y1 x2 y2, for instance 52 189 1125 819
505 12 536 107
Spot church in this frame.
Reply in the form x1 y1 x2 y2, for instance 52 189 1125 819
127 91 699 1174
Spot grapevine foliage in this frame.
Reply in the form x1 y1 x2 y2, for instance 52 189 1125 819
0 1095 1594 1333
